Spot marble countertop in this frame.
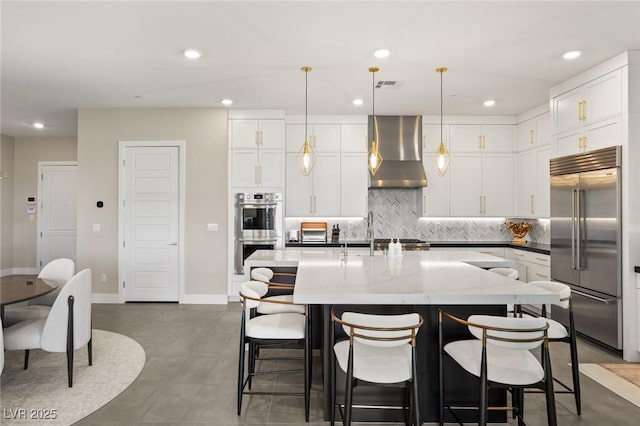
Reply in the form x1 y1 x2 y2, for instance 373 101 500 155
245 249 559 305
284 240 550 255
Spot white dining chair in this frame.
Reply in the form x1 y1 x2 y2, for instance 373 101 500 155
438 311 556 426
331 310 424 426
249 267 303 315
3 268 92 387
3 258 76 327
488 267 519 315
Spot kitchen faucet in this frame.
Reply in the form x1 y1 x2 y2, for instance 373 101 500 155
366 210 375 256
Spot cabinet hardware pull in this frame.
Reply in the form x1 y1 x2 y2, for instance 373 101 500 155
255 131 260 146
530 129 534 144
482 135 486 149
530 194 535 214
582 136 587 149
478 135 483 149
577 101 581 121
582 100 587 121
535 273 548 278
479 196 483 214
423 195 427 214
536 257 548 262
513 252 524 257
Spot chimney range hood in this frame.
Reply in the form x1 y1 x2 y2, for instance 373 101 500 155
368 115 428 188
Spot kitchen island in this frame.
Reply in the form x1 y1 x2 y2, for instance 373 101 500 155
245 249 559 423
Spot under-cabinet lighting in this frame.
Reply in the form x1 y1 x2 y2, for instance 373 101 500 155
419 217 507 222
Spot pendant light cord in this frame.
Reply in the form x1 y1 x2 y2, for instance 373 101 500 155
440 69 443 143
304 69 308 142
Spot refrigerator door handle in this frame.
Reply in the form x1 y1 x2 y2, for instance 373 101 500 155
576 189 582 271
571 288 617 304
571 189 577 270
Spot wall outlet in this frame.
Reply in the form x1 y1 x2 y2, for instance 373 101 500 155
100 274 107 282
207 223 218 232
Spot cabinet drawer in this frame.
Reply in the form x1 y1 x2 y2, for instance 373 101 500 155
527 262 551 282
508 248 549 266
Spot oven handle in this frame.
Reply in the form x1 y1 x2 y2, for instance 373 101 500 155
237 239 279 243
236 201 280 206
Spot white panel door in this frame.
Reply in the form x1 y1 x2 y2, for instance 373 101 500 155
124 147 179 301
423 124 448 152
515 150 536 217
449 124 482 152
231 150 259 187
231 120 260 148
286 153 313 216
39 164 77 269
481 125 514 152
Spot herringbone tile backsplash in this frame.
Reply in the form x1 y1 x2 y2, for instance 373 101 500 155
286 189 549 244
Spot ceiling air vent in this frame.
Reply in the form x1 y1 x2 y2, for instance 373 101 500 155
375 80 403 90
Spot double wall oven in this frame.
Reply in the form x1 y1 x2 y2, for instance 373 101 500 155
234 192 283 274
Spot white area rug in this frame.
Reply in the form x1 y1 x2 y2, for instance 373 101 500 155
1 329 146 425
579 363 640 408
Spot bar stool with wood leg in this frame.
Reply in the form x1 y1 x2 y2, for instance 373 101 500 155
439 311 557 426
237 281 311 422
331 310 424 426
523 280 581 415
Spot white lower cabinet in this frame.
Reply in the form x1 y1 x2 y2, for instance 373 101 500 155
506 248 550 283
450 153 513 217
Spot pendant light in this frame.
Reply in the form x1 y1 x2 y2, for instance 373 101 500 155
368 66 383 175
297 66 315 176
434 67 451 177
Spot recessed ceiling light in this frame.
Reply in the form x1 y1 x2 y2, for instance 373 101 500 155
184 49 202 59
374 49 390 59
221 99 233 106
483 100 496 107
563 50 582 60
352 99 364 106
33 122 44 129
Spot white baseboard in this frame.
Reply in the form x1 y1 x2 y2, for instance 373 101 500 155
181 294 229 304
1 267 39 277
91 293 120 304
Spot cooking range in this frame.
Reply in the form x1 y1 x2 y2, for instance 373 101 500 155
373 239 430 251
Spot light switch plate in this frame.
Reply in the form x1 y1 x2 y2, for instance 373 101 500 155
92 223 101 232
207 223 218 232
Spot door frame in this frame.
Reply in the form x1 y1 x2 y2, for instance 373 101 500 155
37 161 78 273
117 141 186 303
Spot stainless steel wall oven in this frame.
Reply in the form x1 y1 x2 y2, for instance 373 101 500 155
234 192 283 274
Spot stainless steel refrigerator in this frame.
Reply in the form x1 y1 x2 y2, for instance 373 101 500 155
550 145 622 350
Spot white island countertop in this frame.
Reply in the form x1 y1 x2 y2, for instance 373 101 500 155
245 249 559 306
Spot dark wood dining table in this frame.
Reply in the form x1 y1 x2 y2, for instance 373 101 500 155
0 275 58 324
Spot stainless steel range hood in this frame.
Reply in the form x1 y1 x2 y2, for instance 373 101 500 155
368 115 427 188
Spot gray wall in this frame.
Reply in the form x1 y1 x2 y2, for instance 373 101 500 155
77 108 228 296
1 134 15 272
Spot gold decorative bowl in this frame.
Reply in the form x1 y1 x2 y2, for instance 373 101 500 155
505 222 533 244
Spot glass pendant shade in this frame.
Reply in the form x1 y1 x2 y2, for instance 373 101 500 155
434 140 450 176
368 140 383 175
367 66 382 176
297 66 315 176
297 139 316 176
434 67 450 176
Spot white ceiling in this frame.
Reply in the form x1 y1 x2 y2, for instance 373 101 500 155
2 1 640 138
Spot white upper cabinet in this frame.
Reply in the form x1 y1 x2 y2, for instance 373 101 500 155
341 124 368 153
515 113 550 152
232 150 285 188
231 119 285 149
554 116 622 157
551 68 623 134
286 124 341 152
515 147 550 218
421 153 450 217
340 153 368 216
449 153 513 217
423 124 449 152
230 118 285 188
285 152 340 217
449 124 513 153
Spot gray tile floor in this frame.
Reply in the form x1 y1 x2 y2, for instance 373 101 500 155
77 303 639 425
